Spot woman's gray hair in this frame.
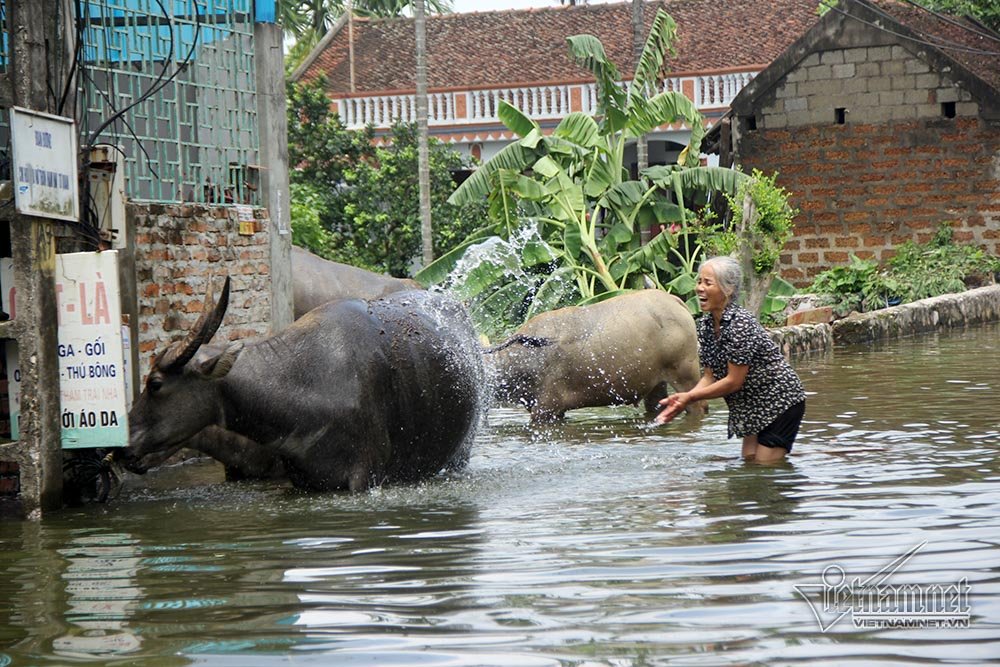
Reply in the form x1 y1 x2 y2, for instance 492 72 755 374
700 256 743 304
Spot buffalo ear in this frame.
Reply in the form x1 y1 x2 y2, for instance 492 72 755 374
197 341 244 379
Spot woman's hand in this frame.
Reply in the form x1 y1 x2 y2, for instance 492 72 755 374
655 392 691 424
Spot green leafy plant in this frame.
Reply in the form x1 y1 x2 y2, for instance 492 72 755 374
887 223 1000 302
724 169 797 275
289 182 333 253
809 223 998 315
287 76 485 276
417 8 765 338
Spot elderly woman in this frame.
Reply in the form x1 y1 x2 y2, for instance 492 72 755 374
656 256 806 462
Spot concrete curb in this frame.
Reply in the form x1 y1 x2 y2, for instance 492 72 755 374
768 322 834 358
768 284 1000 356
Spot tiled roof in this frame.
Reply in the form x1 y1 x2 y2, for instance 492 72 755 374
297 0 821 94
865 0 1000 93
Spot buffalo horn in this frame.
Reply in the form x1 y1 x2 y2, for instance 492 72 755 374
159 276 231 372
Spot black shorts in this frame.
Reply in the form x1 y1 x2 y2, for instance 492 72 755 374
757 400 806 452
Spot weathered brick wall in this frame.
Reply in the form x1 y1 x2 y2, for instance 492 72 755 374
737 44 1000 285
128 203 273 380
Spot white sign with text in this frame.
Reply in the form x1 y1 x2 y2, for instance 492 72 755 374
10 107 80 221
1 252 128 448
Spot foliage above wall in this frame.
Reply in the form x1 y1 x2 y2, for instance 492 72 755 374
414 9 800 340
287 77 485 277
809 223 1000 315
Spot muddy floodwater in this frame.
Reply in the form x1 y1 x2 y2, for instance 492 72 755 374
2 323 999 666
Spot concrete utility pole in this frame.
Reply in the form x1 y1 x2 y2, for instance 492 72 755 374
414 0 433 267
255 2 294 333
2 0 66 517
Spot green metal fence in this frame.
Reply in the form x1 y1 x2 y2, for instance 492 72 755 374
0 1 260 206
78 0 260 204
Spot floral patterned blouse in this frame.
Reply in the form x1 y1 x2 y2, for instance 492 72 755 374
697 302 806 438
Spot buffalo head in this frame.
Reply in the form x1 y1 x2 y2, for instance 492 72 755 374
118 277 244 473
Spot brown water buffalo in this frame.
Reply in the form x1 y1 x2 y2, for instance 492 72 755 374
118 279 484 491
486 290 705 422
292 246 420 318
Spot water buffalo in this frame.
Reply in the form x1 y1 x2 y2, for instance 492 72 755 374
486 289 705 422
292 246 420 318
118 279 484 491
131 248 420 479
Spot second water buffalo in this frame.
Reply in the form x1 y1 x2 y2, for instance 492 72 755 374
486 290 705 422
119 280 484 491
292 246 420 318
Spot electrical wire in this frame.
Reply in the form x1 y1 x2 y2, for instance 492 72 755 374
898 0 1000 45
818 0 1000 56
72 0 203 228
57 0 86 116
80 67 160 180
859 0 1000 53
85 0 186 151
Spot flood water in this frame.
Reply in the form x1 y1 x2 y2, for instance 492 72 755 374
1 323 998 666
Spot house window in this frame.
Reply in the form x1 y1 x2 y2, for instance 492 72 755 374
741 115 757 132
835 108 847 125
941 101 956 119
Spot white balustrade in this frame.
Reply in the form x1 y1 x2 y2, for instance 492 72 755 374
333 71 758 129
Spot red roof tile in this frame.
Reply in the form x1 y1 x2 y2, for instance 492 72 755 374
298 0 821 94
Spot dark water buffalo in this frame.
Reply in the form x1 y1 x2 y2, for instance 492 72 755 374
486 290 705 422
119 279 484 491
292 246 420 318
118 249 420 481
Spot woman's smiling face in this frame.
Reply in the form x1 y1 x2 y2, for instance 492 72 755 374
696 263 729 315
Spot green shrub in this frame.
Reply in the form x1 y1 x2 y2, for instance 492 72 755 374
887 224 1000 302
722 169 797 274
809 223 998 314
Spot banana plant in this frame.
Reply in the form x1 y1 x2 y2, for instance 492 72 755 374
420 8 751 337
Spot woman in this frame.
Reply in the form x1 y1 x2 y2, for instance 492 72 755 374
655 256 806 462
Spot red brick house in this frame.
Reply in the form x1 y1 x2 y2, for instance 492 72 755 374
291 0 819 173
710 0 1000 285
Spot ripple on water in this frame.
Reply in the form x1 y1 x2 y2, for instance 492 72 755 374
1 324 999 665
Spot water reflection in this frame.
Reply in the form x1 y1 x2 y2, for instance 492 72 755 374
0 323 998 665
55 532 143 658
699 463 804 543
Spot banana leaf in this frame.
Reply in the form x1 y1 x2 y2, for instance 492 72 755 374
524 267 579 321
628 10 677 110
622 220 677 268
413 236 482 287
532 155 561 179
519 127 544 150
563 221 582 259
584 152 623 199
498 100 539 139
666 271 696 295
499 169 546 201
449 141 536 206
626 90 698 138
521 238 558 267
553 112 601 149
444 241 523 302
545 170 585 221
644 165 750 198
565 34 628 132
762 275 797 315
598 181 650 229
470 280 536 342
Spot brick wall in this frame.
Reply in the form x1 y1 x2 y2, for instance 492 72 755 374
129 203 274 381
735 45 1000 285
